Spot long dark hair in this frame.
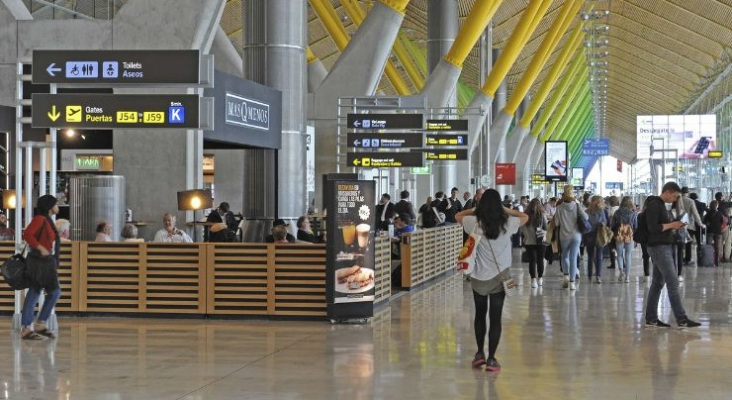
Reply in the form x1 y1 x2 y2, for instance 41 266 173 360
476 189 508 240
526 198 544 227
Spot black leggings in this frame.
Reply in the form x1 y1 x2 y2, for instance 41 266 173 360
525 244 545 279
641 243 650 276
473 290 506 359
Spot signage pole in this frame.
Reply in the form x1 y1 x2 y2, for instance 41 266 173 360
12 62 23 330
50 84 57 213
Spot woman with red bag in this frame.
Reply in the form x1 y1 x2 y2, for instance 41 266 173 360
20 194 61 340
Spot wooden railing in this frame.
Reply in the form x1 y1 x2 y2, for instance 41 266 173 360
399 224 462 288
0 234 431 317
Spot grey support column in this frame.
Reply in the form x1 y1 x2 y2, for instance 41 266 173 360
427 0 459 194
491 48 507 194
312 1 406 207
243 0 307 233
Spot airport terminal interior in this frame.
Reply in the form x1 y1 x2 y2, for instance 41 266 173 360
0 0 731 398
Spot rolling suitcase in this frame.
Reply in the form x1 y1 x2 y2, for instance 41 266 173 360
697 228 715 267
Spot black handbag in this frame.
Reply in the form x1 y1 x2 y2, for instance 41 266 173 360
25 250 58 292
1 247 28 290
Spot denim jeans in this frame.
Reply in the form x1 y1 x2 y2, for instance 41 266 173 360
561 233 582 282
586 242 604 278
616 241 634 275
21 279 61 327
645 245 687 322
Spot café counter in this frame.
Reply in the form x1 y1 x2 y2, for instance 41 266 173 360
0 236 396 319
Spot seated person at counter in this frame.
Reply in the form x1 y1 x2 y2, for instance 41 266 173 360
95 220 114 242
265 219 296 243
392 213 415 241
391 214 415 261
271 225 290 244
55 219 71 241
153 213 193 243
0 213 14 239
296 216 324 243
121 224 144 242
206 202 238 241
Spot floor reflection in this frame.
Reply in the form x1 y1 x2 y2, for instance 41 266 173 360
3 251 732 399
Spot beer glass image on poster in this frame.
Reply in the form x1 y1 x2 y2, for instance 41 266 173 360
544 141 568 181
333 182 376 304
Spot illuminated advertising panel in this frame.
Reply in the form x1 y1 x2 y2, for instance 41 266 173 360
544 141 568 182
636 115 717 159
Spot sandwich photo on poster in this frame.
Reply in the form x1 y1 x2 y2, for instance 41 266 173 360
544 141 568 182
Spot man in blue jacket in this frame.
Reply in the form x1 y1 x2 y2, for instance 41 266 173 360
644 182 702 328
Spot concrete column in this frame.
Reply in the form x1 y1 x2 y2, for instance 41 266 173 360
243 0 308 230
111 0 224 240
491 48 507 193
428 0 460 194
312 2 406 207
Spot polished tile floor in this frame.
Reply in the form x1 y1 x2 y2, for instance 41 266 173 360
3 249 732 399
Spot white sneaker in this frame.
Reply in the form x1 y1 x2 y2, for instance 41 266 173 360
531 278 537 288
563 275 569 289
618 274 624 282
570 282 576 290
624 275 630 283
538 277 544 286
679 276 685 282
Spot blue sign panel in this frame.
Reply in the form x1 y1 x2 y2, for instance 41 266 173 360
168 106 185 124
65 61 99 78
582 139 610 156
605 182 623 190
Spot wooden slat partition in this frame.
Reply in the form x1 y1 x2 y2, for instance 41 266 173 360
0 241 16 312
373 236 391 304
206 243 269 315
273 244 327 316
400 225 462 288
145 243 206 313
56 241 79 312
81 242 206 314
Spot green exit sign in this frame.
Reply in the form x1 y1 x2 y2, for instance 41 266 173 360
411 166 431 175
75 156 101 170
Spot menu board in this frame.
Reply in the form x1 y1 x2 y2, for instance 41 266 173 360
325 178 375 320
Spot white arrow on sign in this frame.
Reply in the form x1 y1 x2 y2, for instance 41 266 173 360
46 63 62 76
353 120 361 127
353 140 361 147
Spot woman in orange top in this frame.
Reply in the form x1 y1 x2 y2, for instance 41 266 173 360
21 194 61 340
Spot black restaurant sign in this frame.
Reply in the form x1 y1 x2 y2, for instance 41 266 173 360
204 70 282 149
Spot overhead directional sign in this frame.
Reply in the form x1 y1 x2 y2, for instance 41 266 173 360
32 93 202 129
426 134 468 146
347 152 423 168
32 50 201 85
420 149 469 161
582 138 610 156
425 119 469 131
346 132 423 149
347 113 423 130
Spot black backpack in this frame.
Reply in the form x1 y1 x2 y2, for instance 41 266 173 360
421 207 437 228
633 211 648 244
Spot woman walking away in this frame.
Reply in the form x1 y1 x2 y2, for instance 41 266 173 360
457 189 528 372
703 200 724 266
613 196 638 282
555 184 589 290
520 198 548 288
20 194 62 340
584 196 608 283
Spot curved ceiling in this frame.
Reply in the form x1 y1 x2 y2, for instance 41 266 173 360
225 0 732 163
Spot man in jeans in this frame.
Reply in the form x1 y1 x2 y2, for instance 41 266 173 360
644 182 702 328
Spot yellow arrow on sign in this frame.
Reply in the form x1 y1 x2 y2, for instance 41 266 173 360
353 158 361 166
47 105 60 122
